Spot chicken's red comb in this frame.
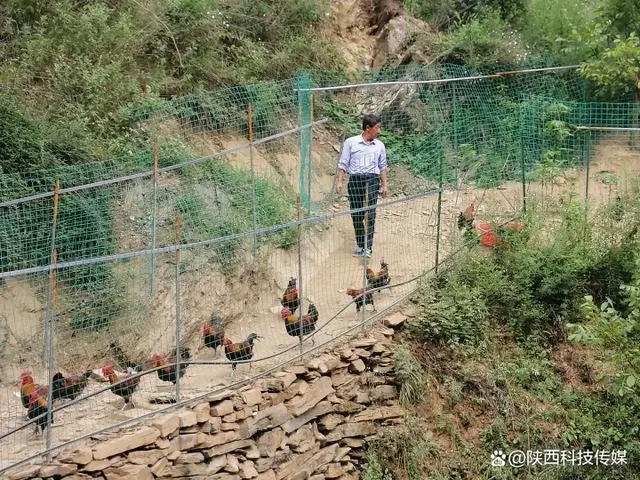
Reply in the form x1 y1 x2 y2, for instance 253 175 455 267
280 306 291 319
20 370 32 378
101 365 114 375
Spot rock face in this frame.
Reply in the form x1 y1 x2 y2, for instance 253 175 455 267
7 318 408 480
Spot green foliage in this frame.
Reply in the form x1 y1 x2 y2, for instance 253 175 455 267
518 0 600 63
440 9 527 68
568 270 640 398
394 346 428 405
412 196 640 347
0 98 91 174
410 265 490 347
361 451 394 480
402 0 525 30
363 415 437 480
580 34 640 100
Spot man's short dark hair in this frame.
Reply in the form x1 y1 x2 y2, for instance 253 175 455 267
362 114 382 131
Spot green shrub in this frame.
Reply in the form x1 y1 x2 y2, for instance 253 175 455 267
439 9 527 68
363 415 437 480
394 346 428 405
410 270 489 347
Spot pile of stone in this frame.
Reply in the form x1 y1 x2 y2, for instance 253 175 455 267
8 313 408 480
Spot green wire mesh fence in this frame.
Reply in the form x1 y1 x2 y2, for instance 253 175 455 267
1 63 639 473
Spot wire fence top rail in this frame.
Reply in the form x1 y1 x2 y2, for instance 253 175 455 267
574 126 640 132
297 65 581 92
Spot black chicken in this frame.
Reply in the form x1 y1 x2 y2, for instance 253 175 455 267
152 347 191 385
52 371 92 401
223 333 262 374
203 314 225 355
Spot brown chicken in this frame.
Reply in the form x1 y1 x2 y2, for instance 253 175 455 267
347 287 375 312
223 333 262 374
203 314 225 356
102 365 141 409
457 202 476 230
281 304 319 337
151 347 191 385
366 259 391 292
20 371 48 410
52 371 92 401
281 277 300 312
28 390 52 436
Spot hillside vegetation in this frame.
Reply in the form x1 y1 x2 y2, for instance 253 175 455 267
0 0 638 177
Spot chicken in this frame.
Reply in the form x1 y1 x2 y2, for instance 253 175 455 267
281 303 319 337
347 287 375 312
281 277 300 312
20 371 48 411
151 347 191 385
223 333 262 374
476 221 524 249
52 371 92 401
457 202 476 229
102 365 141 409
203 314 225 355
366 259 391 292
27 390 52 437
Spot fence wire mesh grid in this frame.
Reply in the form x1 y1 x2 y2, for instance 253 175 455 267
1 63 640 473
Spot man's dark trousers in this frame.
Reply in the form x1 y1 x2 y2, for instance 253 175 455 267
347 174 380 251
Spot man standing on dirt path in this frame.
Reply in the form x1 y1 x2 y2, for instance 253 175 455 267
336 114 389 258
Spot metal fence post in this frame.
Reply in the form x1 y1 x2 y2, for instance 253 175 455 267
584 130 592 220
45 180 60 457
434 154 444 274
297 71 312 213
150 138 159 295
248 104 258 256
361 183 370 331
174 214 182 402
520 103 527 214
296 196 304 356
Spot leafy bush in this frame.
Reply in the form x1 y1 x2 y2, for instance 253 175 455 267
410 268 490 347
412 196 640 346
439 9 527 68
394 346 428 405
363 415 437 480
517 0 600 63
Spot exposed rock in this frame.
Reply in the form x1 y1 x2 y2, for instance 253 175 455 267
286 377 334 417
152 414 180 438
257 428 284 457
56 447 93 465
242 389 264 407
210 399 235 417
370 385 397 402
383 312 408 328
352 405 404 422
127 449 167 466
103 464 153 480
193 403 211 423
281 401 334 434
178 410 198 427
93 427 160 460
39 463 78 478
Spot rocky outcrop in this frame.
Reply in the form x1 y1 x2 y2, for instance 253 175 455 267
6 316 408 480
